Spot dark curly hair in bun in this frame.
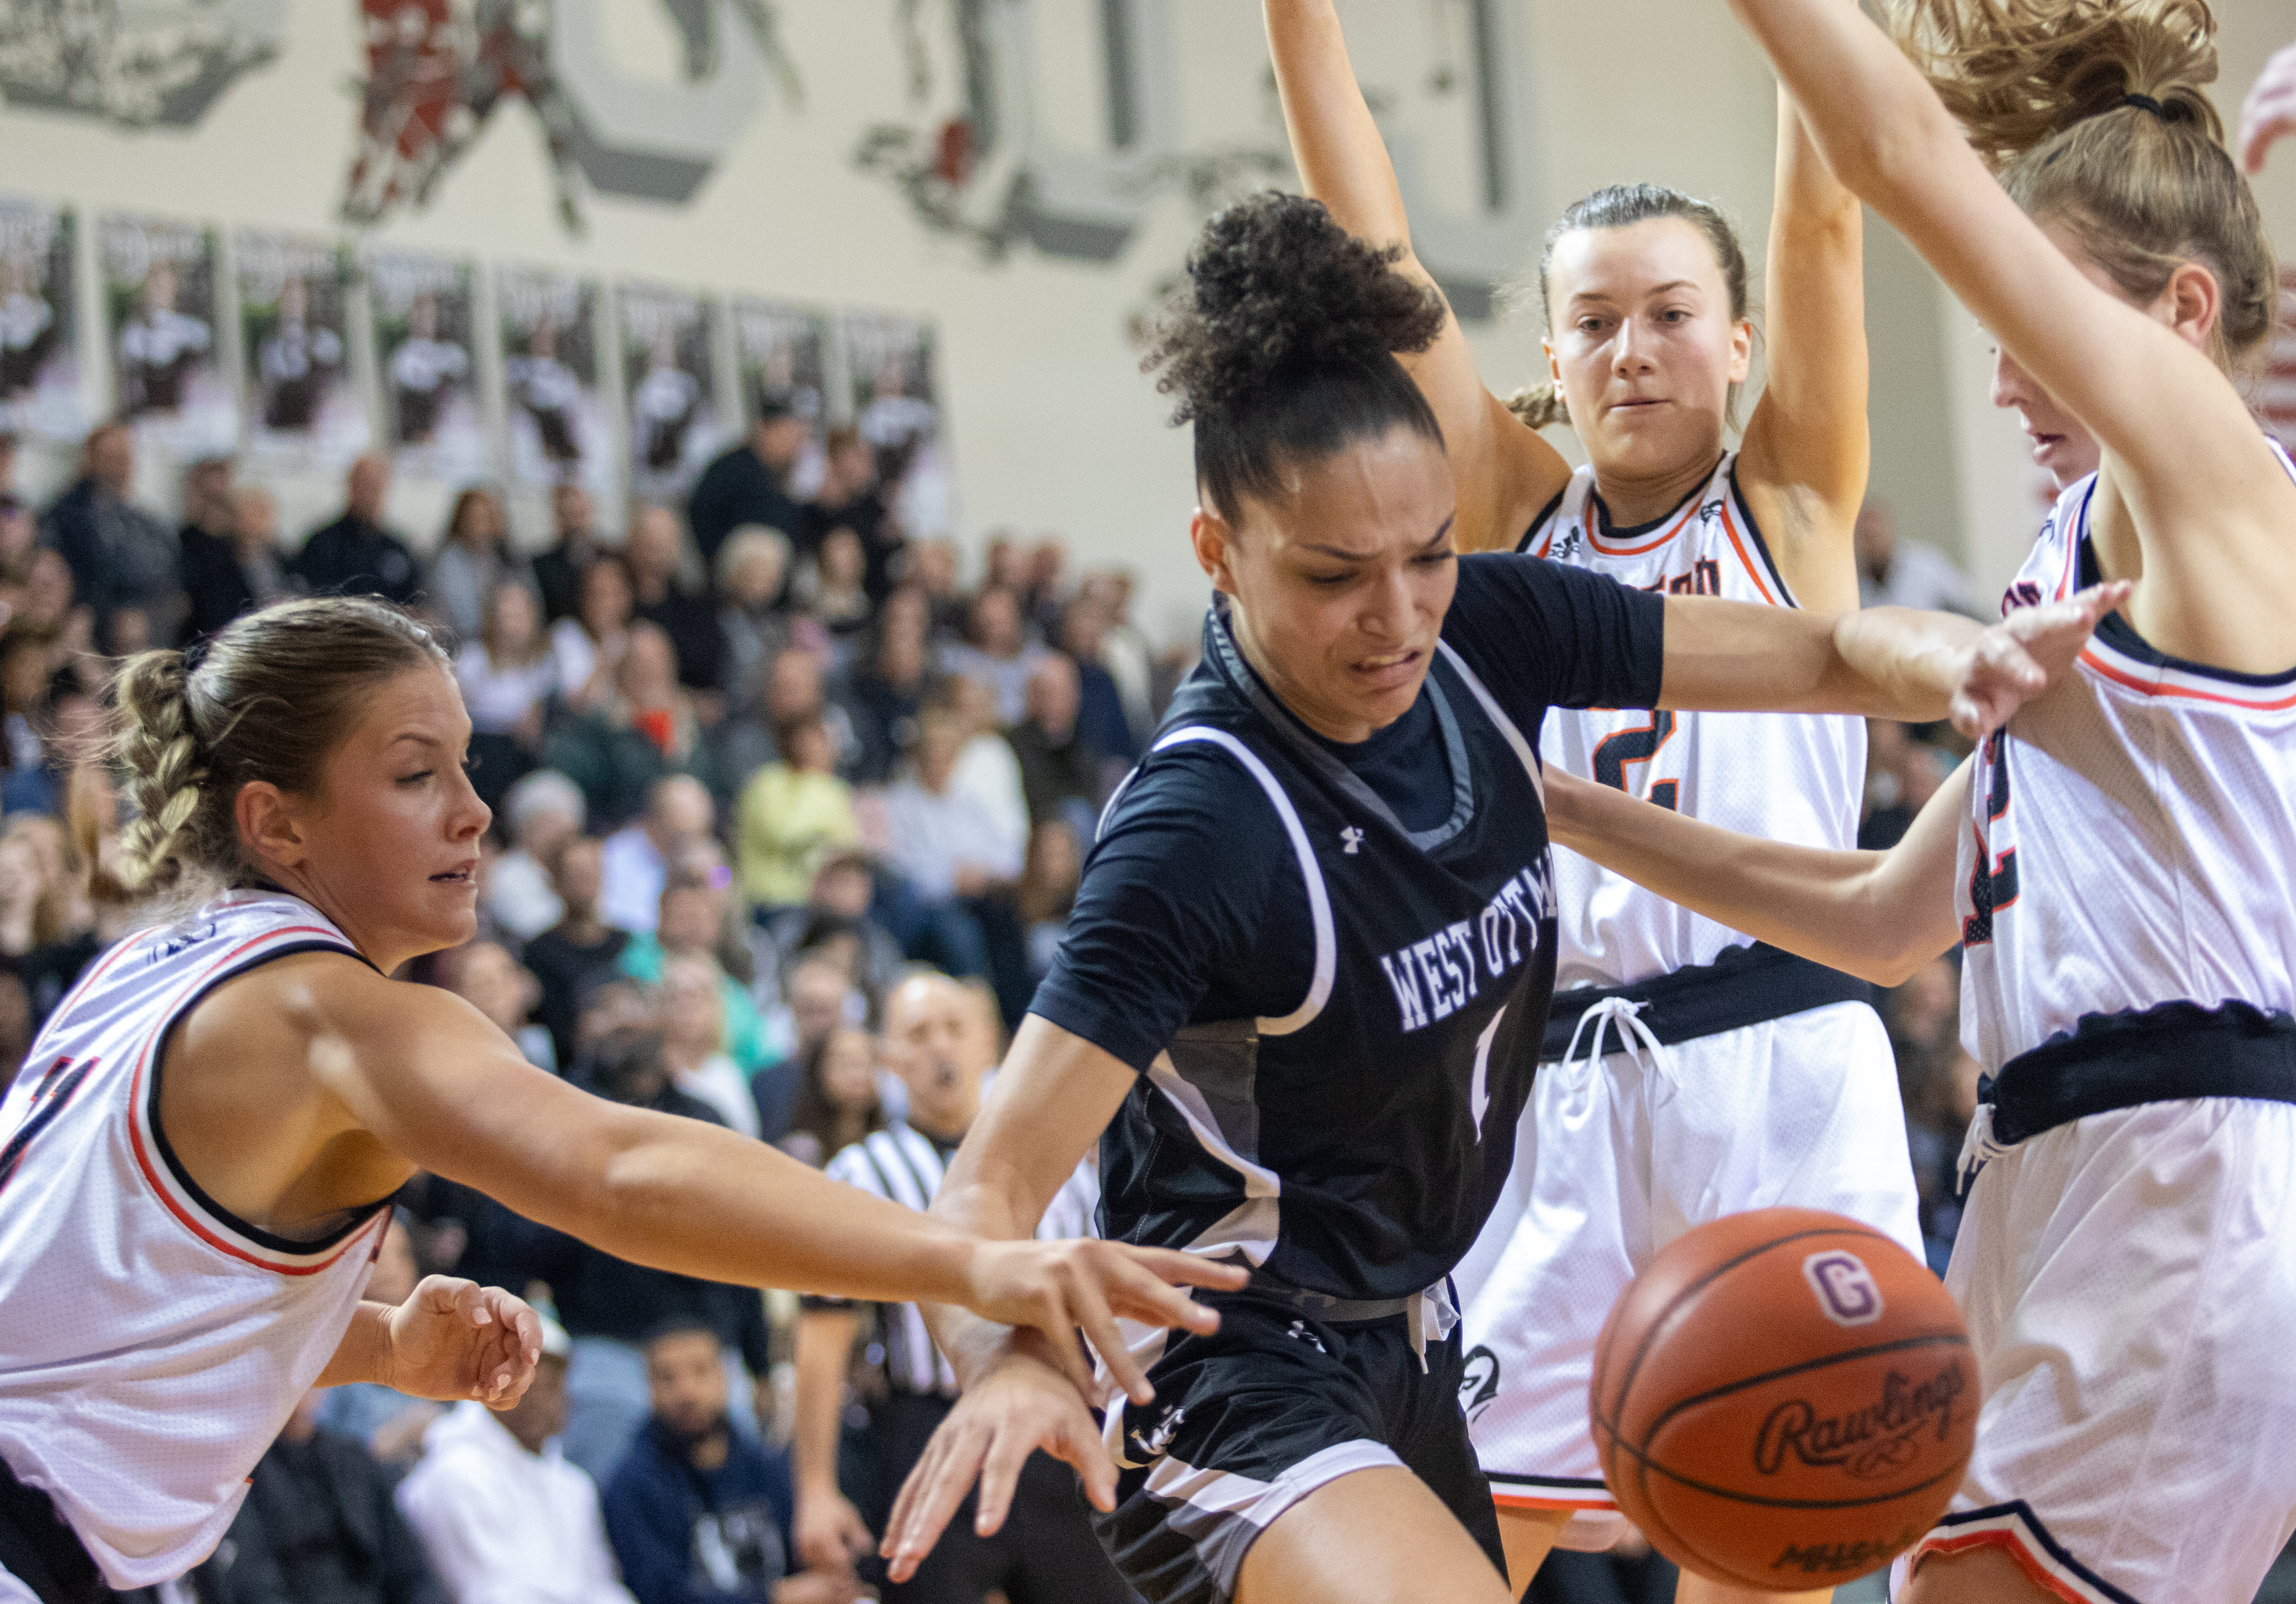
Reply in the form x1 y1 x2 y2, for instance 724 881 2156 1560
1144 192 1447 521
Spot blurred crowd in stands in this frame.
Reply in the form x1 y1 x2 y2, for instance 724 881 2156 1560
0 403 1991 1604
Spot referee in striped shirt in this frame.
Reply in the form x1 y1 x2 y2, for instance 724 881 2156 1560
793 971 1127 1603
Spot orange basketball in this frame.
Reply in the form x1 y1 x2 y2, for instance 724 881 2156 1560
1588 1208 1976 1591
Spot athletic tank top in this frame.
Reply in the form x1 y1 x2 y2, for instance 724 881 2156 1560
0 893 390 1588
1962 442 2296 1082
1099 593 1564 1299
1521 452 1867 988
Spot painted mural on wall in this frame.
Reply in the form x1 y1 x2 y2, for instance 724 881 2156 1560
101 215 234 459
618 281 722 501
341 0 799 233
0 0 284 128
498 265 610 494
369 247 485 480
237 231 364 461
0 196 80 441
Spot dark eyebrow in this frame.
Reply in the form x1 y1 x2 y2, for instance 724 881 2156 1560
1568 280 1700 305
1298 516 1456 564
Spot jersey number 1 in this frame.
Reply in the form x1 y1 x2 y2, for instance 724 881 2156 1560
1593 711 1678 811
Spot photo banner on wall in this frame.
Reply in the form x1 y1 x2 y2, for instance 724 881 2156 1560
236 230 364 461
0 197 83 442
839 311 948 536
497 264 610 495
101 214 235 458
368 247 485 480
732 295 829 495
619 281 722 503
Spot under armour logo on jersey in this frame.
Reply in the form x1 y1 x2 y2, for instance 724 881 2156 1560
1286 1320 1328 1354
1339 827 1365 855
1131 1406 1186 1458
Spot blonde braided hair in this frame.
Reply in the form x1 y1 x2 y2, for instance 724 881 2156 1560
107 650 211 897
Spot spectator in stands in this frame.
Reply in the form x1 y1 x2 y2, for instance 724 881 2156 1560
605 1321 869 1604
979 533 1024 596
737 714 860 915
1859 739 1949 850
0 970 30 1091
316 1216 445 1466
620 873 771 1074
446 939 555 1072
534 483 603 625
880 710 1026 1007
293 453 421 608
40 419 181 649
182 483 287 644
836 588 931 786
761 862 904 1023
552 1030 771 1484
775 1027 881 1169
943 677 1028 872
1020 536 1067 638
657 952 760 1138
457 579 558 813
793 528 870 649
1055 594 1140 767
1078 570 1155 737
525 835 631 1070
690 391 808 570
555 553 636 715
793 972 1124 1604
0 491 34 591
1015 820 1081 984
1854 499 1978 616
626 505 725 704
807 427 898 604
936 587 1041 725
173 457 234 635
202 1386 447 1604
906 539 965 641
596 774 714 934
428 486 512 644
398 1316 638 1604
547 624 722 828
488 769 584 942
720 645 857 789
0 814 98 1027
0 432 15 501
1002 652 1101 841
0 624 58 814
716 526 794 715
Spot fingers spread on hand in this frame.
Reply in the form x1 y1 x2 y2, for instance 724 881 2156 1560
883 1421 986 1581
972 1425 1036 1538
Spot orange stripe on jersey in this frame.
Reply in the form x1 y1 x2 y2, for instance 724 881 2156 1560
2079 647 2296 711
1718 496 1779 605
1909 1530 2101 1604
1491 1488 1619 1512
1586 499 1699 557
126 928 377 1276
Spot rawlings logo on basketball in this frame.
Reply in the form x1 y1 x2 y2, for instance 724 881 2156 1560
1752 1362 1967 1480
1802 1251 1883 1326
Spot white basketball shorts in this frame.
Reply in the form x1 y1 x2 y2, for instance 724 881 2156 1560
1454 998 1920 1552
1899 1097 2296 1604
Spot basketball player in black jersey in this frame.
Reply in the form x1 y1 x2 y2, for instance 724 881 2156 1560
873 194 2123 1604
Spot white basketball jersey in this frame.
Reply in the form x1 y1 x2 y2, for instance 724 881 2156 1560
1960 444 2296 1070
1525 453 1866 987
0 893 389 1588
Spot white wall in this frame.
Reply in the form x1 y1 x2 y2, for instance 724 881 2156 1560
4 0 2290 644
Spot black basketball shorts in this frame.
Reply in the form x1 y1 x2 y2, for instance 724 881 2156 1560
1093 1291 1505 1604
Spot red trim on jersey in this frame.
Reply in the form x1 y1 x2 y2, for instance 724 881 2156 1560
125 927 380 1276
1909 1530 2100 1604
2078 647 2296 711
1491 1488 1618 1513
1586 499 1698 556
1718 496 1779 605
33 925 155 1038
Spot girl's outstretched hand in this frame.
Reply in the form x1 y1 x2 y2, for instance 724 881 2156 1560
1949 580 2131 740
960 1237 1244 1407
382 1275 543 1410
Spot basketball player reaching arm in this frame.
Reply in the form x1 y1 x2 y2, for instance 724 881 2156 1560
1266 5 1907 1589
0 600 1243 1602
1547 0 2296 1600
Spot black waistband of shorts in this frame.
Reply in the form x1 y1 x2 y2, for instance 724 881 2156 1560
1540 942 1874 1061
1982 1000 2296 1145
0 1458 103 1604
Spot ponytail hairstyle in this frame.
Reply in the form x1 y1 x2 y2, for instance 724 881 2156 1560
98 597 450 909
1891 0 2277 370
1501 184 1754 432
1142 192 1448 522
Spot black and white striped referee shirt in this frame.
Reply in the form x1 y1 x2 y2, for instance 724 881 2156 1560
813 1122 1101 1396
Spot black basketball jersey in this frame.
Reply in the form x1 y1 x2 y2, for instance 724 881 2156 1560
1035 556 1665 1300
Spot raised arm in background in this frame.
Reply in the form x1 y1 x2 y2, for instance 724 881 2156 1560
1264 0 1573 552
1722 0 2296 677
